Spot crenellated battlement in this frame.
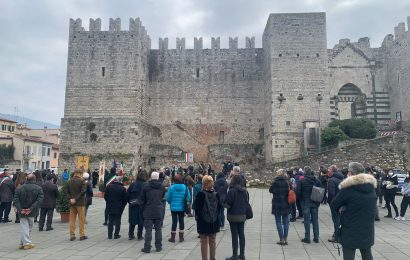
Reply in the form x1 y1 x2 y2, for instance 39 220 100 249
69 17 149 37
155 36 256 50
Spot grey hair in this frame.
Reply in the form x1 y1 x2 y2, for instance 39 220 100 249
304 166 313 176
348 162 365 175
233 166 241 173
27 173 36 181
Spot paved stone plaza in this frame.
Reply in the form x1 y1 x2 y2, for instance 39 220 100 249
0 188 410 259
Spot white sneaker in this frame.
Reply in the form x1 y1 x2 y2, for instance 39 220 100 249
394 216 401 220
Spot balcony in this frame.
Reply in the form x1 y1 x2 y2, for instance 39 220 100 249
23 153 33 160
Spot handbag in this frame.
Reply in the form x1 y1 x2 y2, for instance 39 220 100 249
311 185 326 203
129 198 143 207
245 191 253 219
288 182 296 204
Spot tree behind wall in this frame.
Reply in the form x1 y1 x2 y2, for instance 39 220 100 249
0 144 14 165
328 119 377 139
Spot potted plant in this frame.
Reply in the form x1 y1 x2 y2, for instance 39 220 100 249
56 183 70 223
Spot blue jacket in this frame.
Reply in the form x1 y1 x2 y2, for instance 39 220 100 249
166 183 191 212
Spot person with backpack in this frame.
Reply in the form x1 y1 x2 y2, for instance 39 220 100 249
293 167 304 219
166 174 191 243
269 169 291 245
194 175 221 260
182 170 195 217
296 166 322 244
224 174 250 260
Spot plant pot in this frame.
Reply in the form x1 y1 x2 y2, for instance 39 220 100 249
60 212 70 223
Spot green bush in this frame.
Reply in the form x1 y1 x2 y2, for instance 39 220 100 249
328 119 377 139
56 183 70 213
321 127 348 146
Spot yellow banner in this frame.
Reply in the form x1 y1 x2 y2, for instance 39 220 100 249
76 156 90 171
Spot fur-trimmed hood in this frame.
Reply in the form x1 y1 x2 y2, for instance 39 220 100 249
339 173 377 192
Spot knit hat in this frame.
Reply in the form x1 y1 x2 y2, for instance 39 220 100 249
83 172 90 180
151 171 159 180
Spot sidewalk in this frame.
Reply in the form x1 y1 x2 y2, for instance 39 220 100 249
0 188 409 259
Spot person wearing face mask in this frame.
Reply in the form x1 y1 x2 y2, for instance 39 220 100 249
383 170 399 218
395 172 410 220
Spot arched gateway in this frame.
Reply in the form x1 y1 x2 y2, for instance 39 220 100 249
336 83 366 120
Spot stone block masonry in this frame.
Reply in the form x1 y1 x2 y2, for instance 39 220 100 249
60 13 410 172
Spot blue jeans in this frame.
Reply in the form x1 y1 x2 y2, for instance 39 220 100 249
275 213 290 239
303 202 319 240
219 206 225 227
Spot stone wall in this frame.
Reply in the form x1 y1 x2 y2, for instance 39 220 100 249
248 133 410 186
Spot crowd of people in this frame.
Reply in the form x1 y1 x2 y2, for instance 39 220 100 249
0 162 409 260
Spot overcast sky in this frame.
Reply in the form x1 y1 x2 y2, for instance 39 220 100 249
1 0 409 125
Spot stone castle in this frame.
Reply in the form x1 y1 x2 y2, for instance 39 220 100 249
60 12 410 171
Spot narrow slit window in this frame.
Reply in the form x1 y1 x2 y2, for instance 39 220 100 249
102 67 105 77
196 68 200 78
242 69 245 78
219 131 225 144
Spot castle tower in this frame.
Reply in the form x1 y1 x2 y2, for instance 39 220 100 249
263 13 331 163
60 18 151 169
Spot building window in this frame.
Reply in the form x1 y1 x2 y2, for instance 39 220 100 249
54 152 57 159
102 67 105 77
219 131 225 144
286 121 291 126
242 69 245 78
41 162 45 169
47 147 51 156
1 125 5 131
46 161 50 169
196 68 200 78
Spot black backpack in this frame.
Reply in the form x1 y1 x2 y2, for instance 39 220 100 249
201 192 219 223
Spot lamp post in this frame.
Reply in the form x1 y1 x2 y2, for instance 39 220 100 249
316 94 323 152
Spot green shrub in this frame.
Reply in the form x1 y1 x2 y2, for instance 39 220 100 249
56 183 70 213
328 119 376 139
321 127 348 146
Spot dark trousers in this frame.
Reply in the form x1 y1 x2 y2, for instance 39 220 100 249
108 214 122 237
39 208 54 229
144 219 162 250
343 247 373 260
104 206 108 223
229 221 245 257
296 199 303 217
219 206 225 227
290 203 296 219
385 192 399 217
171 211 184 231
0 202 12 221
129 223 144 238
330 206 340 236
400 196 410 217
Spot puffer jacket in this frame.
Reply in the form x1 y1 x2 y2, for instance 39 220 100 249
192 181 202 209
166 183 190 212
297 174 321 206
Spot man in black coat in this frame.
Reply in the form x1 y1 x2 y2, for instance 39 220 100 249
296 166 321 243
0 169 15 222
104 177 127 239
92 169 99 188
39 174 59 231
326 165 345 242
141 172 165 253
214 172 228 229
331 162 377 260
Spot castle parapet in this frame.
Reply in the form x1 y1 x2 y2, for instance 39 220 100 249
194 37 203 50
109 18 121 32
245 36 255 48
229 37 238 49
176 38 185 50
212 37 220 49
394 22 406 40
159 38 168 50
89 18 101 31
